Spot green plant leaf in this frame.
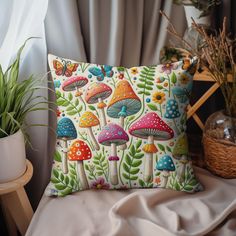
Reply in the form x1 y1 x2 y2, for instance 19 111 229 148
88 105 96 111
166 146 172 153
122 173 130 180
125 154 132 165
68 93 73 101
55 183 66 190
130 168 139 175
157 85 163 90
132 160 142 167
53 169 59 178
171 72 177 84
54 150 62 162
157 144 165 152
147 103 158 111
139 179 145 187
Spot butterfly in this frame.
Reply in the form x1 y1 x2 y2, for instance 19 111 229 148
53 59 78 77
88 65 113 81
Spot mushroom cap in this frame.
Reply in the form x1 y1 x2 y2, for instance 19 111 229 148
156 155 175 171
79 111 100 128
107 80 141 118
164 99 181 119
98 123 129 146
85 82 112 104
129 112 174 140
57 117 77 140
173 133 189 157
62 76 88 91
68 140 92 161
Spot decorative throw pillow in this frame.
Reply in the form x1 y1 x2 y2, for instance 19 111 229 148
46 54 202 196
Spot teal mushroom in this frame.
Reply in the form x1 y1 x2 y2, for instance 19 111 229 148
156 155 175 188
164 99 181 135
57 117 77 174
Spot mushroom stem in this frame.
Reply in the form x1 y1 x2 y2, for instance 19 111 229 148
98 98 107 126
119 116 127 150
144 136 154 182
77 160 89 190
61 139 68 174
161 170 170 188
87 127 100 150
110 143 119 185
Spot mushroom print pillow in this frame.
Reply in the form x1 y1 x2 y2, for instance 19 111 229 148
46 54 202 197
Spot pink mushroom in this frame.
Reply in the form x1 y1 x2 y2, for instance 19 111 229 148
98 123 129 185
62 76 88 108
129 112 174 182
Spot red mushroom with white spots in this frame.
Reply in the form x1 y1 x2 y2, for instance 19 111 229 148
68 140 92 190
62 76 88 109
85 82 112 127
129 112 174 182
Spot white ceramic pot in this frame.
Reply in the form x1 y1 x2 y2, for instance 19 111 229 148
0 130 26 183
184 6 211 28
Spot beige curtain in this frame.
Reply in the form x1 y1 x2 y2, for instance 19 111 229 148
24 0 187 208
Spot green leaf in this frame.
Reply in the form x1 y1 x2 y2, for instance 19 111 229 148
130 145 136 156
66 106 74 111
61 187 72 196
88 105 96 111
68 93 73 101
157 85 163 90
134 153 144 159
67 110 77 116
55 183 66 190
157 144 165 152
166 146 172 153
60 173 64 181
51 177 59 184
54 150 62 162
130 168 139 175
117 66 125 72
53 169 59 178
136 140 142 149
84 164 89 171
132 160 142 167
139 179 145 187
171 72 177 84
147 103 158 111
78 106 83 112
57 99 65 106
123 163 130 173
122 173 130 180
125 155 132 165
65 176 69 185
62 100 70 106
97 172 103 176
130 176 138 180
184 185 193 191
74 98 79 106
137 83 145 89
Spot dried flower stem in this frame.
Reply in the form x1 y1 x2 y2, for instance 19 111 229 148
160 11 236 117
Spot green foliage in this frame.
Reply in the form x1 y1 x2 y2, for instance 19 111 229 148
138 179 153 188
56 90 82 116
84 163 97 181
0 38 51 140
122 140 144 187
54 150 62 162
168 166 198 192
93 151 109 181
147 103 158 111
137 66 155 96
51 164 80 196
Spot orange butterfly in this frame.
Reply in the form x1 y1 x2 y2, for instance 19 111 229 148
53 59 78 77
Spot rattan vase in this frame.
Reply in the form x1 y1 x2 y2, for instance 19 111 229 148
203 110 236 178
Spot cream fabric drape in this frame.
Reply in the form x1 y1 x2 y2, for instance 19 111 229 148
0 0 186 208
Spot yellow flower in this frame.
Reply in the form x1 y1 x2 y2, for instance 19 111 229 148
152 91 165 104
180 73 190 84
130 67 138 75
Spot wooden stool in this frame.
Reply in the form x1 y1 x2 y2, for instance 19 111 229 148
0 160 34 236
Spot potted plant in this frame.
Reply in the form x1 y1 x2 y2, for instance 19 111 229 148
0 39 49 182
161 11 236 178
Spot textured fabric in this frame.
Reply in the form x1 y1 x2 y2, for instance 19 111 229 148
26 167 236 236
46 54 201 196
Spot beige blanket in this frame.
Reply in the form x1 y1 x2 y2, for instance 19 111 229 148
26 167 236 236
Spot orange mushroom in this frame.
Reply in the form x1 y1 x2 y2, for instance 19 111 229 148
68 140 92 190
85 82 112 126
107 80 141 128
79 111 100 150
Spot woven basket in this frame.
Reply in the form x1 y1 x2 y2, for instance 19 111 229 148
203 134 236 178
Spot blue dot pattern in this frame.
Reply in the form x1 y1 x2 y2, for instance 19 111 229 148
156 155 175 171
57 117 77 139
164 99 181 119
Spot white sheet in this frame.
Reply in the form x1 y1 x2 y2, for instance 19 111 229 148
26 167 236 236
